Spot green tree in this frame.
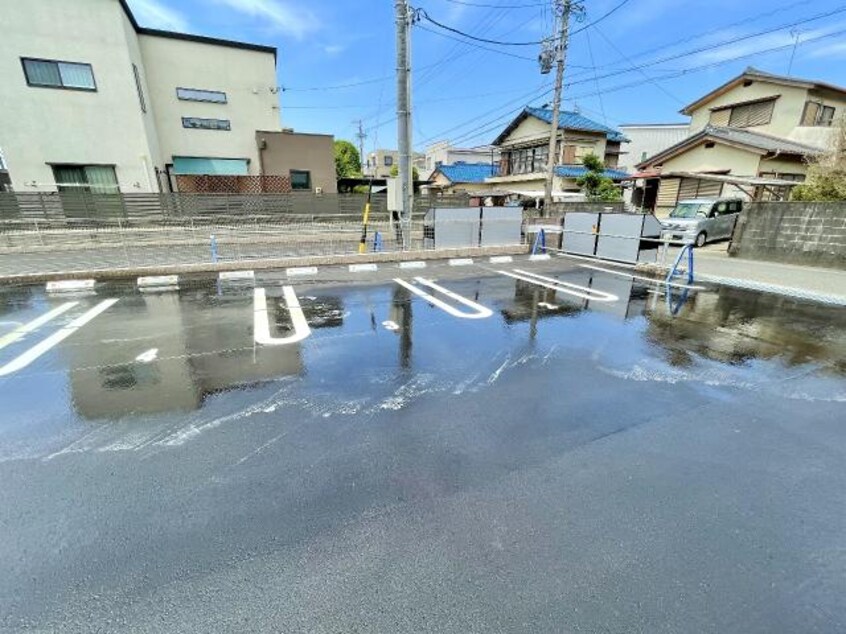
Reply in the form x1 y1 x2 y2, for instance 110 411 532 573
334 140 362 179
576 153 621 202
792 117 846 201
390 164 420 180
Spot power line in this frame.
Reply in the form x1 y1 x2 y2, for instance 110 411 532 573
415 8 547 46
441 24 846 148
570 0 632 37
443 0 547 7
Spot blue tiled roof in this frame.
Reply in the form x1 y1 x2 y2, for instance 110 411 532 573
527 107 629 143
555 165 629 181
437 162 499 183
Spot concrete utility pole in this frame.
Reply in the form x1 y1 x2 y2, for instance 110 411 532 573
395 0 413 248
354 119 368 175
543 0 574 216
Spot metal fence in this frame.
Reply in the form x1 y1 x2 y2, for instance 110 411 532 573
0 192 524 276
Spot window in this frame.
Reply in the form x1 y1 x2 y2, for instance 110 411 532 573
384 156 394 167
22 58 96 91
801 100 836 127
133 64 146 113
711 98 776 129
52 165 119 194
506 145 549 175
176 88 227 104
727 99 775 128
182 117 231 131
290 170 312 190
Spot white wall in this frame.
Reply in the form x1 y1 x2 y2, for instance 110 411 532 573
139 35 280 174
620 124 690 170
0 0 156 191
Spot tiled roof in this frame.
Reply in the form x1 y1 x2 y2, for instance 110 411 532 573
704 125 824 154
526 107 629 143
555 165 630 181
436 162 499 183
637 125 824 169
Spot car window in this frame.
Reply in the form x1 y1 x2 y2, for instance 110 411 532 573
729 201 741 213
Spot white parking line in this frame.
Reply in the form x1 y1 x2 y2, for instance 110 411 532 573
219 270 255 281
489 256 513 264
46 280 95 293
394 277 493 320
449 258 474 266
399 261 427 270
137 275 179 289
253 287 311 346
287 267 318 277
528 254 552 262
349 263 378 273
498 269 618 303
0 299 119 377
577 263 707 291
0 302 78 352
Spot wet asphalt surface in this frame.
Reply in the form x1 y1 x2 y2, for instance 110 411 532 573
1 257 845 633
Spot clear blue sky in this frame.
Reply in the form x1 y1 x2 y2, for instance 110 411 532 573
128 0 846 153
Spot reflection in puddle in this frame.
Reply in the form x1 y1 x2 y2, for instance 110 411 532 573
7 270 845 428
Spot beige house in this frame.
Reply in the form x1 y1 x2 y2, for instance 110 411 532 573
257 130 337 194
0 0 281 193
366 149 426 179
485 107 629 200
423 141 499 180
635 68 845 212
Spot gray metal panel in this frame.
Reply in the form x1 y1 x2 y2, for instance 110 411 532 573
433 207 480 249
641 214 663 237
596 213 644 264
562 212 599 256
480 206 522 247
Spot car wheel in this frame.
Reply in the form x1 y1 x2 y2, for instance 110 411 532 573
694 232 707 248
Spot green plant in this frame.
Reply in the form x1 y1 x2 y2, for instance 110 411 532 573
791 117 846 201
334 140 362 180
390 164 420 180
576 153 621 202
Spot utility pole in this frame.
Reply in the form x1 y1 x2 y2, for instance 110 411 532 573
543 0 575 216
395 0 413 248
354 119 368 175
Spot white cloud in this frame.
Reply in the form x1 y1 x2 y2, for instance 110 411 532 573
128 0 190 32
324 44 344 56
212 0 319 39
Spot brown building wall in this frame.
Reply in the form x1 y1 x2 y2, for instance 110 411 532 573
256 130 338 194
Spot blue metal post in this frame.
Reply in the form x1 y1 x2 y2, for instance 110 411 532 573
210 234 218 264
373 231 383 252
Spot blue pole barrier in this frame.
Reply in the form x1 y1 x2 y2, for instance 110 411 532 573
373 231 383 252
210 234 218 264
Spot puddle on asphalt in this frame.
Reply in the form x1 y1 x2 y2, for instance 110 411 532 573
1 272 845 460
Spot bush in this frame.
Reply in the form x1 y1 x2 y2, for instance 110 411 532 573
576 153 621 202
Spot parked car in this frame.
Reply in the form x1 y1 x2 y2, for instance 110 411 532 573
661 198 743 247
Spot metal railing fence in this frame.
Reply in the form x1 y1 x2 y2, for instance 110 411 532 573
0 192 527 276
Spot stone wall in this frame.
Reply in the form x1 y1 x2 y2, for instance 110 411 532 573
729 202 846 269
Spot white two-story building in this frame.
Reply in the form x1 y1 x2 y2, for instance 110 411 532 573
0 0 282 193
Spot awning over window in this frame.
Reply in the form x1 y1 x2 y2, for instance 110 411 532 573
172 157 249 176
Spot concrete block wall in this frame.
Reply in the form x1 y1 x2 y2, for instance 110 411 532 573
729 202 846 269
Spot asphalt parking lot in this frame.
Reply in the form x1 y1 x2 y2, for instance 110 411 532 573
1 256 845 633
